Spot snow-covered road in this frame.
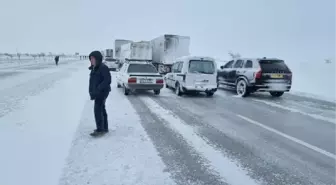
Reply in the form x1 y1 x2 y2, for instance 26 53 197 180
0 61 335 185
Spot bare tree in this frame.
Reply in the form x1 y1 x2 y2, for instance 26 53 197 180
228 51 241 59
325 59 332 64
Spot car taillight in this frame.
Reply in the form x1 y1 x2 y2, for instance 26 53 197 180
287 73 292 80
156 79 164 84
254 70 262 79
128 77 137 83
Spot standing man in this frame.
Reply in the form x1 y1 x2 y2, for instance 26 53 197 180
55 55 59 66
88 51 111 137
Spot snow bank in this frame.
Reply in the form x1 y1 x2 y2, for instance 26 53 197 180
59 73 175 185
287 61 335 102
0 64 89 185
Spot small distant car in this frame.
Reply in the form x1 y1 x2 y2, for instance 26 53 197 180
165 56 218 97
217 57 292 97
116 60 164 95
103 57 118 71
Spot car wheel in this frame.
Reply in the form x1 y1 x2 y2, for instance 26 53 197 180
270 91 284 97
236 79 250 97
117 83 121 88
124 86 130 96
175 83 182 96
206 92 214 97
154 90 160 95
165 83 169 88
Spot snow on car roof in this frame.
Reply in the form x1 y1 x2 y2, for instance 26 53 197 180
176 56 215 62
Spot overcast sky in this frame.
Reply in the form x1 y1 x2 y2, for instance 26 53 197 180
0 0 334 62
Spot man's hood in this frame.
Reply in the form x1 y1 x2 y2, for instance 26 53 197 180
89 50 103 65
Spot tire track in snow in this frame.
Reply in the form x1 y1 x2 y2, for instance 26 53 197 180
149 93 332 185
128 96 226 185
137 96 260 185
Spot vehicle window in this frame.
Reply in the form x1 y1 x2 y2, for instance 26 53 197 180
244 60 253 68
127 64 158 73
233 60 244 68
188 60 215 74
259 60 290 72
177 62 183 73
172 63 178 73
223 60 234 68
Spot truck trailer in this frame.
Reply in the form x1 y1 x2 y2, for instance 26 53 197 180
151 34 190 74
114 39 133 60
119 41 152 63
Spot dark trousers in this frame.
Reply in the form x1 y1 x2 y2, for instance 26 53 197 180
94 96 108 131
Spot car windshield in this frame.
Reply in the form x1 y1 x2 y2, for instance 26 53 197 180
188 60 215 74
259 60 290 72
127 64 158 73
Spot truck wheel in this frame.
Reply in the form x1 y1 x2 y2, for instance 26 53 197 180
236 79 250 97
175 83 182 96
124 86 130 96
270 91 284 97
154 90 160 95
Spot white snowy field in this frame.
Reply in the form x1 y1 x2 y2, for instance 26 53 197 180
0 56 80 70
287 61 335 101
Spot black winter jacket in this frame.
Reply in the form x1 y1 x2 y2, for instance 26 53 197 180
89 63 111 100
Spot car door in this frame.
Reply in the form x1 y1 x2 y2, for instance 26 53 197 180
174 62 183 85
228 59 244 83
218 60 234 84
241 59 254 82
166 62 177 87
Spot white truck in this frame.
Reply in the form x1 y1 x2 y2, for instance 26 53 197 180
114 39 133 61
151 34 190 74
120 41 152 63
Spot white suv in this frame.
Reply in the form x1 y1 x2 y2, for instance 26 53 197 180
165 56 218 96
116 60 164 95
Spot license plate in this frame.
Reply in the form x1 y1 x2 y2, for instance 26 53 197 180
139 79 152 83
270 74 283 78
269 83 287 91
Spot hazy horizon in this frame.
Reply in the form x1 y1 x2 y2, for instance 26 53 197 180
0 0 334 62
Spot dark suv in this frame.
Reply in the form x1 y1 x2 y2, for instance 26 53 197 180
217 58 292 97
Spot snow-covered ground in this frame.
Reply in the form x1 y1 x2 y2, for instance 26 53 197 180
287 61 335 102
